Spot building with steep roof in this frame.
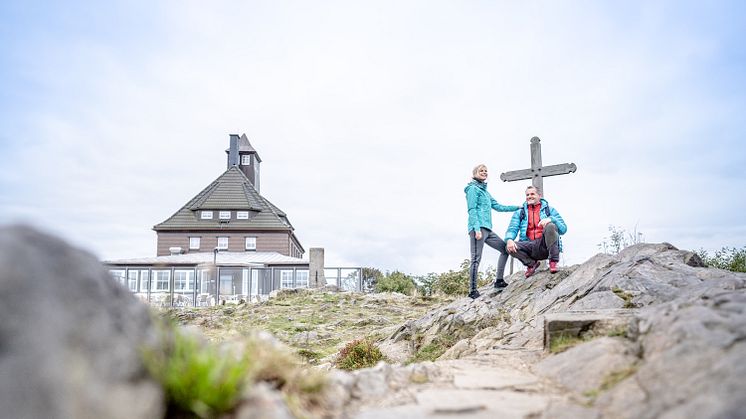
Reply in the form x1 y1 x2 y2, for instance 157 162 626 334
153 133 303 258
103 134 361 307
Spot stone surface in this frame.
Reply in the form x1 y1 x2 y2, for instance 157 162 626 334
351 243 746 419
234 382 294 419
0 225 164 419
535 337 639 394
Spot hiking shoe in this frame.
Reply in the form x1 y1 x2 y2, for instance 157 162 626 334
493 278 508 290
549 260 559 274
525 261 541 278
468 289 481 299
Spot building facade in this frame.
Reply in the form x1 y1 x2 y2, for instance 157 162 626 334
105 134 363 307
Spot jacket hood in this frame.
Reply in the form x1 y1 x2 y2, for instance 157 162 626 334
464 179 487 193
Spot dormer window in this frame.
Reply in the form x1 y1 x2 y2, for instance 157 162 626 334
237 211 249 220
200 211 213 220
219 211 231 220
241 155 251 165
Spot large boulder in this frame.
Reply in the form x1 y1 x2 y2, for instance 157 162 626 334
0 225 163 419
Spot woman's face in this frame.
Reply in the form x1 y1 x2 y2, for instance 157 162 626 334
475 166 488 181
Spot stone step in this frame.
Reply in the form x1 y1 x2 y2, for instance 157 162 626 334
542 309 637 351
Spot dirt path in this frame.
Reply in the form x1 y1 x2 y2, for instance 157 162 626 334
352 347 585 419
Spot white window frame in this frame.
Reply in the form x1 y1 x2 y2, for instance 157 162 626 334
201 211 213 220
189 237 200 250
219 211 231 220
241 154 251 165
280 270 294 289
153 270 170 291
296 270 309 288
236 211 249 219
127 270 138 292
217 236 229 250
245 236 256 251
174 270 194 292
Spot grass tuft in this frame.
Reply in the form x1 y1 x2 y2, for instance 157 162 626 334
335 339 384 370
549 334 589 354
143 327 251 418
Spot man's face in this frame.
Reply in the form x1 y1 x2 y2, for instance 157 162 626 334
525 188 541 205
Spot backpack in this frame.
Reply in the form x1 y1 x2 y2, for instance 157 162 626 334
519 205 551 221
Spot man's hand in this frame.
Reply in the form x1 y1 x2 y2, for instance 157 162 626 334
475 230 482 240
506 239 517 253
538 218 553 228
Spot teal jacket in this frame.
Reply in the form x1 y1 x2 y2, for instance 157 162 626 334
465 180 519 233
505 198 567 249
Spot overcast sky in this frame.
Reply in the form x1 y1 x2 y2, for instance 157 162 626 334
1 1 744 275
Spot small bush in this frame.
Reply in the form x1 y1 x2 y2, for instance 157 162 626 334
335 339 384 370
696 246 746 273
375 271 416 295
432 259 491 296
407 335 457 363
144 328 251 418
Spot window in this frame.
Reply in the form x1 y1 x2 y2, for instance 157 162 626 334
280 270 294 289
219 211 231 220
153 270 170 291
139 270 150 293
217 237 229 250
109 270 126 286
201 211 213 220
296 270 309 288
241 154 251 165
189 237 200 250
245 237 256 250
127 270 138 292
237 211 249 219
174 270 194 291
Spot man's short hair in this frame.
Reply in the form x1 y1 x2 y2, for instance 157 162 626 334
526 185 542 195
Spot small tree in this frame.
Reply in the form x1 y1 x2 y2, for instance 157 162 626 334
375 271 416 295
414 273 439 296
696 246 746 273
598 225 645 254
362 267 383 291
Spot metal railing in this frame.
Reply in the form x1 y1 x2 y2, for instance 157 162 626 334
108 266 363 308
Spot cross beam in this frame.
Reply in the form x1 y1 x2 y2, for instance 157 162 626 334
499 137 576 195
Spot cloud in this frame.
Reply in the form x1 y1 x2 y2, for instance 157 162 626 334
1 1 745 274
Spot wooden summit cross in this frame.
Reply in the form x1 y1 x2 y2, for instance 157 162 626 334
500 136 577 194
500 136 577 273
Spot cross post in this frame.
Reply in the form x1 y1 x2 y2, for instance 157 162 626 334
500 137 577 273
499 137 576 195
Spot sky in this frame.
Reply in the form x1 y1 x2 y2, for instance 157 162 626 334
1 1 745 276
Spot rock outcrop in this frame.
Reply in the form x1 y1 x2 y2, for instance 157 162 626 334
349 243 746 418
0 225 164 419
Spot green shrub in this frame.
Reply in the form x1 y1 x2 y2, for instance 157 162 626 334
335 339 384 370
696 246 746 273
144 328 251 418
432 259 491 296
375 271 416 295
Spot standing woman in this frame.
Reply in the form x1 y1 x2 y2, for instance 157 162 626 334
465 164 520 299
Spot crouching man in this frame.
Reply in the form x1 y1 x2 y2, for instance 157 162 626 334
505 186 567 277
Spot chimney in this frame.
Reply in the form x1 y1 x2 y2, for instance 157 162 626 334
227 134 239 168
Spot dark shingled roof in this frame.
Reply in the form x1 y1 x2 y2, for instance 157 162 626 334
153 166 291 231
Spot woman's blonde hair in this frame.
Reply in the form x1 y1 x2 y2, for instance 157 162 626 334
472 164 487 177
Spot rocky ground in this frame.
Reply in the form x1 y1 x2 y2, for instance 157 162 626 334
330 243 746 418
164 289 455 366
3 224 744 419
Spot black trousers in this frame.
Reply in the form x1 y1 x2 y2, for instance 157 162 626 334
512 223 559 266
469 228 509 291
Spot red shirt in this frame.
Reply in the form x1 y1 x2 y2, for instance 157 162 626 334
526 204 544 240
